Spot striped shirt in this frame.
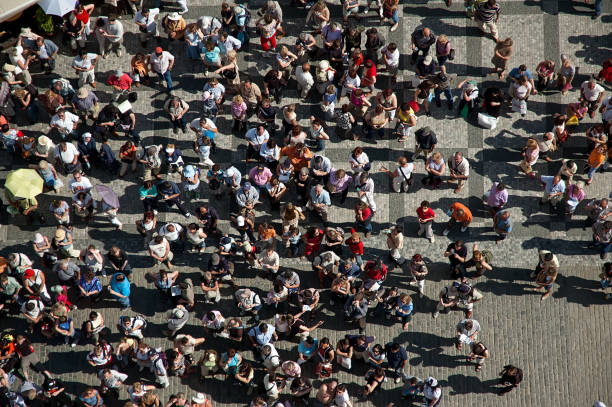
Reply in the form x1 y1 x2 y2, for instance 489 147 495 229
477 3 500 22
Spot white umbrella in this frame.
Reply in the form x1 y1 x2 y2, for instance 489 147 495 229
37 0 76 17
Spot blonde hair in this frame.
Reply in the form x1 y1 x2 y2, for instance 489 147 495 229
526 138 538 149
226 49 237 62
326 84 336 94
280 46 289 57
232 94 244 104
438 34 448 43
432 151 442 161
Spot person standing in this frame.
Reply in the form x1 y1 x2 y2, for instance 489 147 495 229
385 226 404 266
72 49 99 88
408 254 428 297
591 221 612 260
539 174 565 210
475 0 501 42
486 181 508 214
410 27 435 64
493 209 512 243
497 365 523 395
447 152 469 194
149 46 175 93
108 272 131 310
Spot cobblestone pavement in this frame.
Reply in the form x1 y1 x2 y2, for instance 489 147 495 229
1 0 611 406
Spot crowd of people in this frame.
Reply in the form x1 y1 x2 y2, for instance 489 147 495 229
0 0 611 406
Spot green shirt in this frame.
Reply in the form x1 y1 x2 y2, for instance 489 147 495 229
0 276 22 296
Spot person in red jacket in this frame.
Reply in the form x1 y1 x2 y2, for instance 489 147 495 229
345 229 364 267
364 258 388 294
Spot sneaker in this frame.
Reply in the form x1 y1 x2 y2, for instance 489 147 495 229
433 311 439 319
529 271 536 279
417 228 423 236
64 336 69 344
185 212 191 218
411 153 419 161
383 377 388 383
70 342 76 348
429 236 435 243
460 226 468 232
101 269 107 277
394 377 402 384
153 210 158 215
442 229 449 236
117 50 122 57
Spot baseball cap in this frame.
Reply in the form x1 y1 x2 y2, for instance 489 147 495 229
243 182 251 190
24 269 35 279
236 216 245 227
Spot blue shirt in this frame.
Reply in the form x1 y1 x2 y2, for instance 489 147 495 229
541 176 565 195
509 67 533 81
248 324 275 346
310 188 331 206
157 181 181 197
339 262 361 278
395 299 414 316
298 339 318 357
110 273 131 297
494 209 513 232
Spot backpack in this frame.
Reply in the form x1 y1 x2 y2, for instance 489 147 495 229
134 315 148 330
239 4 251 26
480 250 493 264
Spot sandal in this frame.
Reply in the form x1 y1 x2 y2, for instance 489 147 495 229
475 365 482 372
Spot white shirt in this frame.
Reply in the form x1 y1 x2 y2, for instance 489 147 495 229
296 66 314 87
334 390 350 407
149 51 174 74
159 223 183 241
349 152 369 167
581 81 605 102
344 74 361 89
601 96 612 122
149 238 169 257
69 176 93 194
246 128 270 146
220 35 242 52
55 143 79 163
382 47 400 67
72 53 98 71
397 163 415 179
51 111 79 133
423 385 442 400
9 46 25 75
190 118 217 134
135 8 159 32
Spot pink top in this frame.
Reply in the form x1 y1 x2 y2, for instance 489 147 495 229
248 166 273 186
231 101 247 118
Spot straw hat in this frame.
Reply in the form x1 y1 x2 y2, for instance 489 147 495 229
2 63 15 72
319 60 330 70
192 393 207 404
77 87 89 98
55 229 66 241
167 12 181 21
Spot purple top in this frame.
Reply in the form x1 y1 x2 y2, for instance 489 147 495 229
487 182 508 207
329 168 352 192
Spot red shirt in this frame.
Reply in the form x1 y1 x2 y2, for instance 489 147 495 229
417 207 435 221
75 9 90 24
363 64 377 79
355 205 372 221
107 73 133 90
345 237 364 255
365 261 387 281
352 53 364 68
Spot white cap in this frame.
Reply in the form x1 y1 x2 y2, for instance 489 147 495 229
236 216 245 227
34 233 44 244
426 377 438 387
226 168 235 177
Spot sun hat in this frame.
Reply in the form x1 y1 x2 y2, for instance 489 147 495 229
82 132 92 140
38 135 51 146
55 229 66 240
319 60 330 70
77 87 88 98
167 12 181 20
192 393 207 404
423 55 433 65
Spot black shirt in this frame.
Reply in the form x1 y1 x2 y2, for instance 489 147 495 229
107 250 128 269
264 70 281 89
198 207 219 227
446 243 467 265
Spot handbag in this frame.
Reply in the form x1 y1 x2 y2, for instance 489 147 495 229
520 160 532 174
448 48 455 61
477 112 498 129
222 68 237 80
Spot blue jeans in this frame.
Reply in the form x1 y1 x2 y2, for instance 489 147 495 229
25 102 39 123
434 87 454 105
390 9 399 23
587 164 601 180
356 218 372 233
114 294 130 308
316 138 326 151
595 0 602 15
157 70 173 91
593 238 611 254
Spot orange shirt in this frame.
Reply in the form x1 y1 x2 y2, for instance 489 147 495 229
450 202 472 223
281 145 313 172
588 149 606 168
